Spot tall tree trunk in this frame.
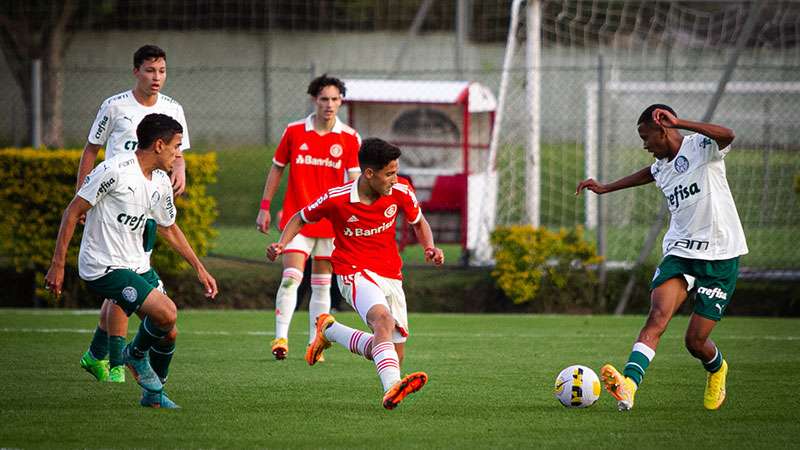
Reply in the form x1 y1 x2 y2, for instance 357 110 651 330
0 0 76 148
41 0 76 148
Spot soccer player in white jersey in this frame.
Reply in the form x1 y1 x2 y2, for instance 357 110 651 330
256 74 361 361
46 114 217 408
576 104 747 411
75 45 191 384
267 138 445 410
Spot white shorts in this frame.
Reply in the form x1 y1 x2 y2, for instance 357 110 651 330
284 234 333 260
337 269 408 344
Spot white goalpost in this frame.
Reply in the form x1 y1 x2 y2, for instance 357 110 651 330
470 0 800 275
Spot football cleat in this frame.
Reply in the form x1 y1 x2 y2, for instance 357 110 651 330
140 389 180 409
305 313 335 366
123 345 163 393
383 372 428 410
271 338 288 360
80 350 109 382
704 359 728 410
601 364 637 411
108 365 126 383
307 344 325 362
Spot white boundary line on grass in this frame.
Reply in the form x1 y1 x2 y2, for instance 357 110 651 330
1 327 798 341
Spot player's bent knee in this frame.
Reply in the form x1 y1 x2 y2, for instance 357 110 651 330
366 307 394 334
645 306 672 331
165 325 178 343
142 290 177 328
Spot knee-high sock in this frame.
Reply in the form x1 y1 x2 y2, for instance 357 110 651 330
623 342 655 386
324 321 375 360
371 341 401 392
702 345 723 373
308 274 332 344
130 316 170 358
88 326 108 360
149 340 176 382
275 268 303 340
109 335 126 368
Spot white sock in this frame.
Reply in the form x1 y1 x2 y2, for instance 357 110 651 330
274 268 303 340
324 321 375 360
372 341 401 392
308 274 332 344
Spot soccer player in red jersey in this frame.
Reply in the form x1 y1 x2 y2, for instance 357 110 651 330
267 138 444 409
256 75 361 360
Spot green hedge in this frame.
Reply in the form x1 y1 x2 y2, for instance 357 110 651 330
0 148 218 301
490 225 603 311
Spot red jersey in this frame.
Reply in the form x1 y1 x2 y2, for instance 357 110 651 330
273 114 361 237
301 177 422 280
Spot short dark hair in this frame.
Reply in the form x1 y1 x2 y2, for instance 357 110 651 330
638 104 677 126
134 45 167 69
137 113 183 150
359 138 401 171
307 73 346 98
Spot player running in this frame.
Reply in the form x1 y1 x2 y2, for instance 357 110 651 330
75 44 191 384
267 138 444 409
576 104 747 411
46 114 217 408
256 74 360 361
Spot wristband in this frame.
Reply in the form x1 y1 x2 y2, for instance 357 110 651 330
260 199 271 211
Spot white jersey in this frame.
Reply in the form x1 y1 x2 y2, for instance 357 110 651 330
77 153 176 281
87 90 190 159
650 133 748 260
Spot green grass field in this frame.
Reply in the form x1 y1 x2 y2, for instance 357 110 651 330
2 310 798 448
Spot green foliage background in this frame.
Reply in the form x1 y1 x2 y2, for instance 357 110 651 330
491 225 603 309
0 148 218 277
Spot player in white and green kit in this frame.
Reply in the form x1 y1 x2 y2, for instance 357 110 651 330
75 45 190 384
576 104 747 411
46 114 217 408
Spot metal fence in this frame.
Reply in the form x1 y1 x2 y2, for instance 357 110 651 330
1 0 799 276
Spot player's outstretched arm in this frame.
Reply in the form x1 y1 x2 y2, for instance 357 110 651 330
256 165 285 234
45 196 92 298
411 216 444 266
75 143 102 191
157 224 218 299
266 211 304 261
653 108 735 149
576 166 654 196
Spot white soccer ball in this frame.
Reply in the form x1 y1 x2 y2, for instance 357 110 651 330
554 365 601 408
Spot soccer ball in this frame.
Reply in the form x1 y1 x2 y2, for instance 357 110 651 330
554 365 601 408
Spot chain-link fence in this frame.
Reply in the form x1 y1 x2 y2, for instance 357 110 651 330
2 0 799 275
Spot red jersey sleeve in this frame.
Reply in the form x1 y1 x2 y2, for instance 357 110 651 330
395 182 422 224
273 127 292 167
300 191 333 225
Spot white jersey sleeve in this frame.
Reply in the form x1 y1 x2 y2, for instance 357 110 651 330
691 133 730 162
87 100 112 145
150 171 177 227
77 160 118 206
176 103 191 152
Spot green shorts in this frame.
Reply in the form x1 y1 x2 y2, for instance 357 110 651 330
85 268 163 317
651 255 739 321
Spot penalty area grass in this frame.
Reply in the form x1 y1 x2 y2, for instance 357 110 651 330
0 310 798 448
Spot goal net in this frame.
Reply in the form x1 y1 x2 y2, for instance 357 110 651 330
471 0 800 275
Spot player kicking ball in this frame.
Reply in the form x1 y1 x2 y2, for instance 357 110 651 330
45 113 218 408
267 138 444 410
576 104 747 411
